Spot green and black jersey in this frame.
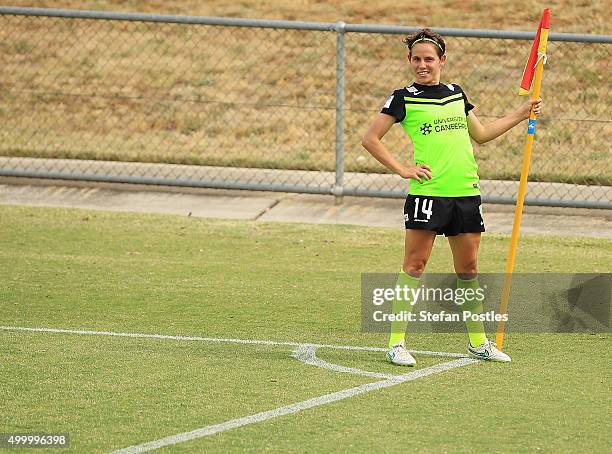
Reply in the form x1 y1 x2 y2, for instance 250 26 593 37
381 82 479 197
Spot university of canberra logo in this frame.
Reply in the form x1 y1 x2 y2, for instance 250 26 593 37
420 123 433 135
421 117 468 136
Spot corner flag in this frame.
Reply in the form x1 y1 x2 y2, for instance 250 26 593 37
496 9 551 350
518 9 551 95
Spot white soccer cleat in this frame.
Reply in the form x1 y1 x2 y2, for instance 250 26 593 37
467 339 511 362
386 343 417 366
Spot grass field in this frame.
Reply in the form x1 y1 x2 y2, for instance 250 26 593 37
1 204 610 452
1 1 610 185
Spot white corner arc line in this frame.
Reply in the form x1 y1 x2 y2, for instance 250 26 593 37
291 344 395 379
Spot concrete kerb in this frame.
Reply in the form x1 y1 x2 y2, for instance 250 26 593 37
1 157 612 209
0 176 611 238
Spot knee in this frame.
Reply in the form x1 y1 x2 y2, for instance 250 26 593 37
456 261 478 280
403 257 428 278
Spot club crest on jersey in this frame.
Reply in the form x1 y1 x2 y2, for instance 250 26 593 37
420 123 433 135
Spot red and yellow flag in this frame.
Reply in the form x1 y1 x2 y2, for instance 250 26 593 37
518 8 551 95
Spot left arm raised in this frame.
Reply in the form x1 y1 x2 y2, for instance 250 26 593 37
467 98 542 144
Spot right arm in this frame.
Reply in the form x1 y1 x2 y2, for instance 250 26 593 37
361 113 432 183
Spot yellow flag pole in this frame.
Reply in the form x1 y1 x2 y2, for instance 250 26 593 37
496 21 550 350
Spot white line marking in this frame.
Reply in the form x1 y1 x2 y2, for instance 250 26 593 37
0 326 478 453
112 357 477 453
291 344 395 379
0 326 468 357
0 326 303 348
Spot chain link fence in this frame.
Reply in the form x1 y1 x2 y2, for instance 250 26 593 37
1 7 610 208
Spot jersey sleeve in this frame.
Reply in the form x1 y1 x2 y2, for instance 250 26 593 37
380 90 406 123
458 86 475 115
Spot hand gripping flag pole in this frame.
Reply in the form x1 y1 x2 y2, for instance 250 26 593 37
496 9 551 350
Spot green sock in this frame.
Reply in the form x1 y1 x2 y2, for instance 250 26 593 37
388 271 421 348
458 277 487 347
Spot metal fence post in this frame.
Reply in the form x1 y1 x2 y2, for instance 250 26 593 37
334 21 346 205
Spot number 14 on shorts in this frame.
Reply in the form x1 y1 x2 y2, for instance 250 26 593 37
412 197 433 222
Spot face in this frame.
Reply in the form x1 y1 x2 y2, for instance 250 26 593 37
409 42 446 85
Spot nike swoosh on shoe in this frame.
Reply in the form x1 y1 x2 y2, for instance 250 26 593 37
469 348 490 359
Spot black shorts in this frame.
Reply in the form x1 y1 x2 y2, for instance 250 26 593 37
403 195 485 236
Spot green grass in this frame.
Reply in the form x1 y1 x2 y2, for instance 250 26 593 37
0 205 610 452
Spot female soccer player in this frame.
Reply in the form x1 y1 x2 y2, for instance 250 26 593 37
361 29 542 365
